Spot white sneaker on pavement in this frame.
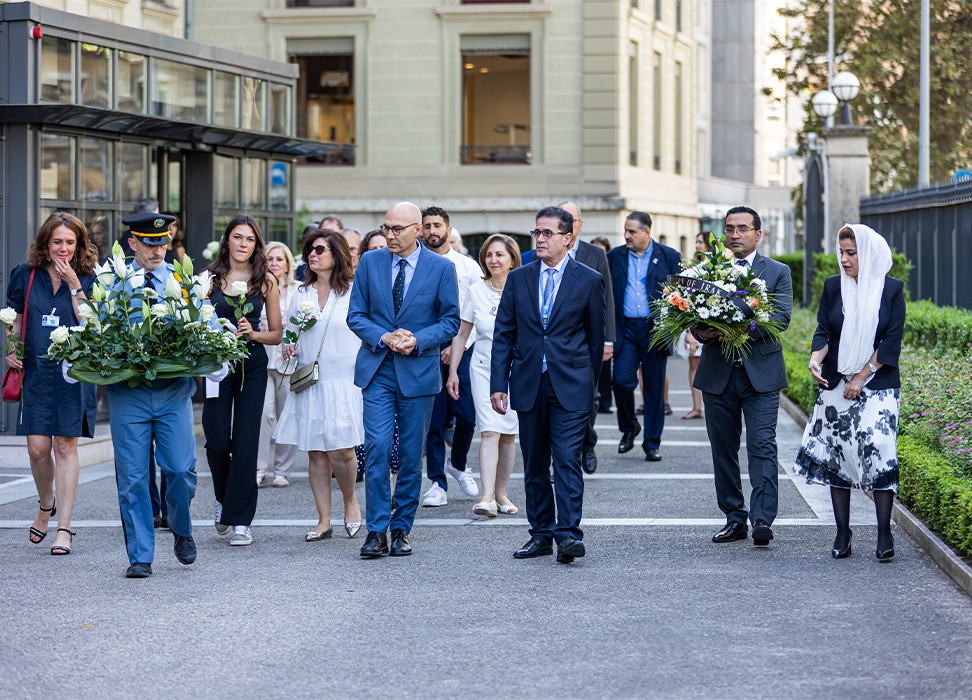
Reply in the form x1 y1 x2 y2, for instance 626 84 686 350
446 459 480 498
421 483 448 507
229 526 252 546
214 498 229 535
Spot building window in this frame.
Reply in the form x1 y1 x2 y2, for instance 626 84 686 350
628 42 638 167
292 52 355 164
152 58 209 122
118 143 151 204
242 77 266 132
461 35 531 165
243 158 267 210
80 44 111 109
287 0 354 6
40 37 75 103
214 155 240 209
214 71 240 128
79 138 112 202
268 83 292 136
653 52 662 171
655 0 662 21
117 52 145 114
674 61 683 175
40 133 76 200
676 0 683 31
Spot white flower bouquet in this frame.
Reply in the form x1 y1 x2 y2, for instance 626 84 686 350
46 242 249 385
649 234 785 358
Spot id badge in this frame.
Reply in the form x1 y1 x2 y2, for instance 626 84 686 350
42 308 60 328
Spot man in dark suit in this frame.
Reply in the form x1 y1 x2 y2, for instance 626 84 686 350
348 202 460 559
521 201 615 474
607 212 682 461
693 206 792 547
490 206 605 564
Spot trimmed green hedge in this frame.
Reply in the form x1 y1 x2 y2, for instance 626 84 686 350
898 435 972 557
772 250 911 307
903 300 972 355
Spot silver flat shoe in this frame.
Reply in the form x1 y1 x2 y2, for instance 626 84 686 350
305 528 333 542
344 521 361 538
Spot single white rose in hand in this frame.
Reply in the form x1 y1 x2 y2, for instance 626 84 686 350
298 300 317 316
230 280 248 297
0 307 17 325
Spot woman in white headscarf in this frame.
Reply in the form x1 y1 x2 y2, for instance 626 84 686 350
794 224 905 562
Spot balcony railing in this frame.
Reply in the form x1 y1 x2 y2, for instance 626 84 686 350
461 145 532 165
287 0 354 7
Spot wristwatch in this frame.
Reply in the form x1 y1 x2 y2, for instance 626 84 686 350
70 287 83 297
867 362 878 374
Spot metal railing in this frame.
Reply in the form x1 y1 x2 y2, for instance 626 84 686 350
461 145 532 165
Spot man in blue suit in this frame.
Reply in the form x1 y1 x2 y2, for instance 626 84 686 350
491 206 604 564
348 202 460 558
607 212 682 462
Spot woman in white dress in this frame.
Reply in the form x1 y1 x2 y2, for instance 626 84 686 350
446 234 521 517
257 242 300 487
274 230 363 541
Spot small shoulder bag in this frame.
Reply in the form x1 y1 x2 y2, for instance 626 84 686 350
289 292 339 394
2 268 36 403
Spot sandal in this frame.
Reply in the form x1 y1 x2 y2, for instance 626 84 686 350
681 410 704 420
50 528 75 555
28 499 57 544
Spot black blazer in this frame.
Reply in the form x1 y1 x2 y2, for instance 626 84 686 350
606 241 682 331
490 257 605 413
813 275 906 390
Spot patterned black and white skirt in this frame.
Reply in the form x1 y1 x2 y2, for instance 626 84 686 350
794 382 900 492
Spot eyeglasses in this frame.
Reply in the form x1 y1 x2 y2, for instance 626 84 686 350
530 229 565 239
724 226 756 235
379 223 419 237
309 245 330 256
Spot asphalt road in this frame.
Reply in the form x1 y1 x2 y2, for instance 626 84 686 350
2 357 971 699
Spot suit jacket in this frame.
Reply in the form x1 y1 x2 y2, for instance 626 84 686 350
693 252 793 394
607 240 682 332
490 257 605 413
813 275 905 390
347 246 460 397
523 241 615 343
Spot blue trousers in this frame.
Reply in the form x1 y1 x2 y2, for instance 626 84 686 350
425 346 476 489
613 317 668 452
518 372 588 543
362 357 435 534
106 378 198 565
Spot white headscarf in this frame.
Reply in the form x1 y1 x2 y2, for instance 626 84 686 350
837 223 892 377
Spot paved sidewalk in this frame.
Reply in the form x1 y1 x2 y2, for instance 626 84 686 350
1 357 971 698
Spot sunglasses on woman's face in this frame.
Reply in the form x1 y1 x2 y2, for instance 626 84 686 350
309 245 330 256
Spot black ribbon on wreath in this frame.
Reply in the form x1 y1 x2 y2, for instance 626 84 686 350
666 274 756 320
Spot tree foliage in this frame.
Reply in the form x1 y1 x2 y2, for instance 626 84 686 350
771 0 972 192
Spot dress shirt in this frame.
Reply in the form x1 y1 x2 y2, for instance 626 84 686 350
537 254 569 317
623 242 654 318
139 262 170 294
734 251 757 268
391 244 422 297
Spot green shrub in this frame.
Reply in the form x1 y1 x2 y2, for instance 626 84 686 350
903 300 972 355
810 250 912 308
772 253 804 306
898 435 972 557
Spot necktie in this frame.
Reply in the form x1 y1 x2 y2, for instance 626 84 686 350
735 259 748 269
540 268 556 329
393 259 407 314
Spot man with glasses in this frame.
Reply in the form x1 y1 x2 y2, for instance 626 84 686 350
418 206 482 507
607 212 682 462
490 206 605 564
693 206 792 547
348 202 460 559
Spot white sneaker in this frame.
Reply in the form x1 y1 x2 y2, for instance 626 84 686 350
446 459 480 498
229 526 252 546
214 498 230 535
421 483 448 507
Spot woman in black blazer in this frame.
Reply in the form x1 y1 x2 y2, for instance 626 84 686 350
795 224 906 562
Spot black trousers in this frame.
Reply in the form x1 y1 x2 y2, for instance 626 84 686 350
203 350 268 527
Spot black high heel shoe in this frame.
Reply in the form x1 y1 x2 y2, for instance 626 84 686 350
876 538 895 562
832 530 853 559
50 528 75 555
28 498 57 544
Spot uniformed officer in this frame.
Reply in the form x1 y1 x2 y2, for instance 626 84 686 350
107 212 210 578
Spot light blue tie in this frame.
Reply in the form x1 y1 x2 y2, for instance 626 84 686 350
541 268 556 373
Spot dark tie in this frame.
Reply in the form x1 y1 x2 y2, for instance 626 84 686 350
393 259 407 314
735 259 748 269
540 268 556 329
143 272 156 291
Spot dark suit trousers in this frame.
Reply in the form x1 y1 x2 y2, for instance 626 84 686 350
597 358 613 412
612 317 667 452
426 347 476 488
701 365 780 526
518 372 588 543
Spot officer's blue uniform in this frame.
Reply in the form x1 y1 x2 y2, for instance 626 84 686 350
107 213 198 566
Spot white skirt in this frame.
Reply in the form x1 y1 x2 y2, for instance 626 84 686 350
793 381 900 492
469 352 518 435
273 377 364 452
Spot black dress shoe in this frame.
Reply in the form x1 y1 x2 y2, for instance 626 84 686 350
125 563 153 578
832 530 852 559
513 538 553 559
153 514 162 529
159 515 169 530
644 449 661 462
173 534 196 565
359 532 389 559
618 423 642 454
664 403 673 416
556 537 586 564
712 521 748 543
582 449 598 474
389 529 412 556
753 520 774 547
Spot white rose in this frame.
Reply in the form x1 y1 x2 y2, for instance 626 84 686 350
298 300 317 316
722 248 735 261
230 280 248 297
200 305 215 323
78 304 98 321
49 326 69 343
151 303 168 319
0 307 17 325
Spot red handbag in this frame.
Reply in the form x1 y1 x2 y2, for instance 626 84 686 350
2 268 36 403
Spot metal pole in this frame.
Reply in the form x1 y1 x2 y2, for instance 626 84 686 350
919 0 930 186
827 0 835 128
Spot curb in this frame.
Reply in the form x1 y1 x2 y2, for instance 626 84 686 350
779 393 972 598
